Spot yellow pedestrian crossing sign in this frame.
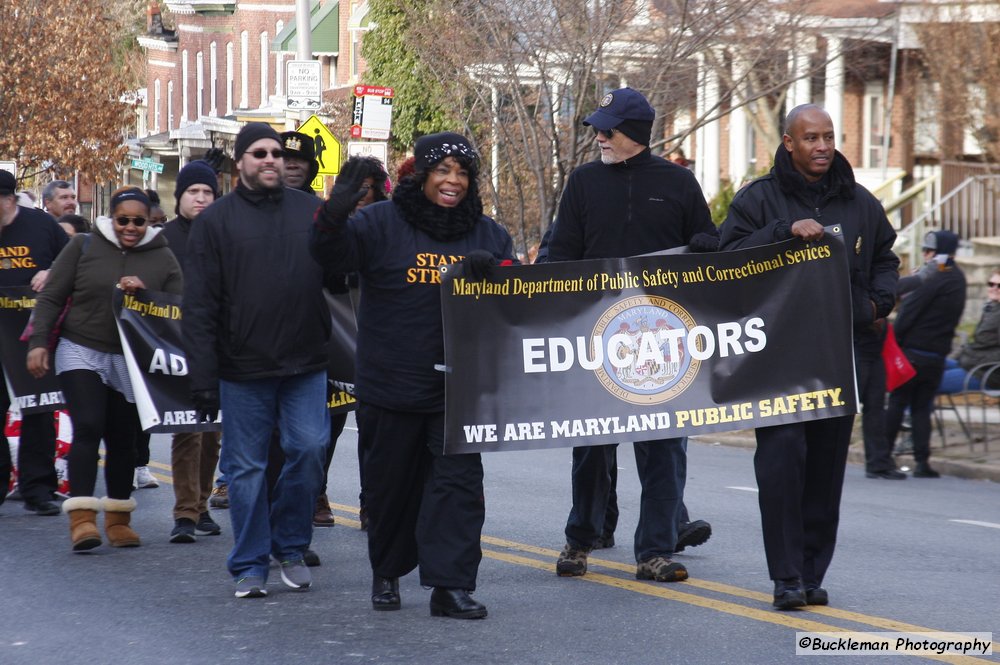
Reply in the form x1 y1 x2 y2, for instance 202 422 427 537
295 115 341 182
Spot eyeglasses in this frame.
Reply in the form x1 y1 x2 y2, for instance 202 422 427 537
988 281 1000 288
591 126 617 138
248 149 284 160
114 215 147 227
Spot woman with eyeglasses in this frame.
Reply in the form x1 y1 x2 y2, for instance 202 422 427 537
938 268 1000 393
27 186 182 552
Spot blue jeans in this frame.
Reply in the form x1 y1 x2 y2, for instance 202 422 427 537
938 358 978 394
566 438 686 562
220 371 329 581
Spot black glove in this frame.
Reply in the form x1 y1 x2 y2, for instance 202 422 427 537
688 229 720 253
321 172 368 226
462 250 498 281
192 389 220 423
203 147 227 174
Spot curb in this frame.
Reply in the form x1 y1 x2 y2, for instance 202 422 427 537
692 431 1000 483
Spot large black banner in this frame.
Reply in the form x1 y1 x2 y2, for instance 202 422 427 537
114 288 221 433
441 231 858 454
0 286 67 415
115 288 359 432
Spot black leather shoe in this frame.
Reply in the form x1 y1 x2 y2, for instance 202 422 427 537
805 586 829 606
773 579 806 610
371 576 400 611
913 463 940 478
866 469 907 480
429 587 487 619
24 500 60 516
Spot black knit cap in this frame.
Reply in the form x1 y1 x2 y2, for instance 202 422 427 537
174 160 219 202
234 122 282 161
413 132 479 174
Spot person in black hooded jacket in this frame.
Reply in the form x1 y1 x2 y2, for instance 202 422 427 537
720 104 899 611
312 131 515 620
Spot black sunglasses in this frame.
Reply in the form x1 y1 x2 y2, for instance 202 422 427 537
591 126 617 138
114 215 147 227
248 149 284 159
988 281 1000 288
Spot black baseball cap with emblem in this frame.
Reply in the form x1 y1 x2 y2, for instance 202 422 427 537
583 87 655 131
281 130 319 183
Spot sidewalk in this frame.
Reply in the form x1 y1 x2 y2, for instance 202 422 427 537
697 404 1000 483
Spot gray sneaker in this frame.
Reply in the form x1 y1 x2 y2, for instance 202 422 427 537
278 558 312 590
234 576 267 598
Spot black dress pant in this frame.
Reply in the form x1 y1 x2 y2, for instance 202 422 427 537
0 385 57 503
357 402 484 590
754 414 854 585
858 349 895 473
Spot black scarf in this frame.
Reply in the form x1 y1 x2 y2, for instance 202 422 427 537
771 145 856 203
392 176 483 242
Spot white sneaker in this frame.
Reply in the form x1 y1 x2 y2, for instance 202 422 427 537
134 466 159 489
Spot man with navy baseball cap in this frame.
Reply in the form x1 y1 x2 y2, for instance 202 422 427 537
545 87 719 584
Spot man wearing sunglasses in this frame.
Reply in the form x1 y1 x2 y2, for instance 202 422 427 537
546 87 719 585
183 122 333 599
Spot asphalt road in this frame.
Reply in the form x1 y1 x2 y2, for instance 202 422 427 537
1 419 998 665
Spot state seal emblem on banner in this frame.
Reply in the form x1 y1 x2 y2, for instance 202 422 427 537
591 295 700 405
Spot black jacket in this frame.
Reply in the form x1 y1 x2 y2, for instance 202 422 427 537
895 260 966 358
720 147 900 336
547 148 715 261
161 214 193 272
32 218 182 354
312 198 515 412
183 184 332 391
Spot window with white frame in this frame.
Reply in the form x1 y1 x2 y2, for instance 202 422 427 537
196 51 204 119
181 50 189 122
275 21 284 97
226 42 234 115
167 80 174 130
210 42 218 115
259 32 269 107
240 31 249 108
862 81 885 169
153 79 161 133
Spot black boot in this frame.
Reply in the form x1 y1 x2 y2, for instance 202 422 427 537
429 587 487 619
371 575 400 611
772 578 806 610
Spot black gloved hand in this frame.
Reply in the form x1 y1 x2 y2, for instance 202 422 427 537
321 172 368 226
203 147 226 174
192 389 220 423
462 250 498 281
688 229 721 253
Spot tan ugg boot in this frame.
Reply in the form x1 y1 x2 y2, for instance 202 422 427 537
63 497 103 552
102 497 141 547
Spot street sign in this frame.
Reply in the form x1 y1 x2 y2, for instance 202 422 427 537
131 158 165 174
347 141 388 165
295 115 341 177
0 161 15 177
286 60 322 110
350 85 394 140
